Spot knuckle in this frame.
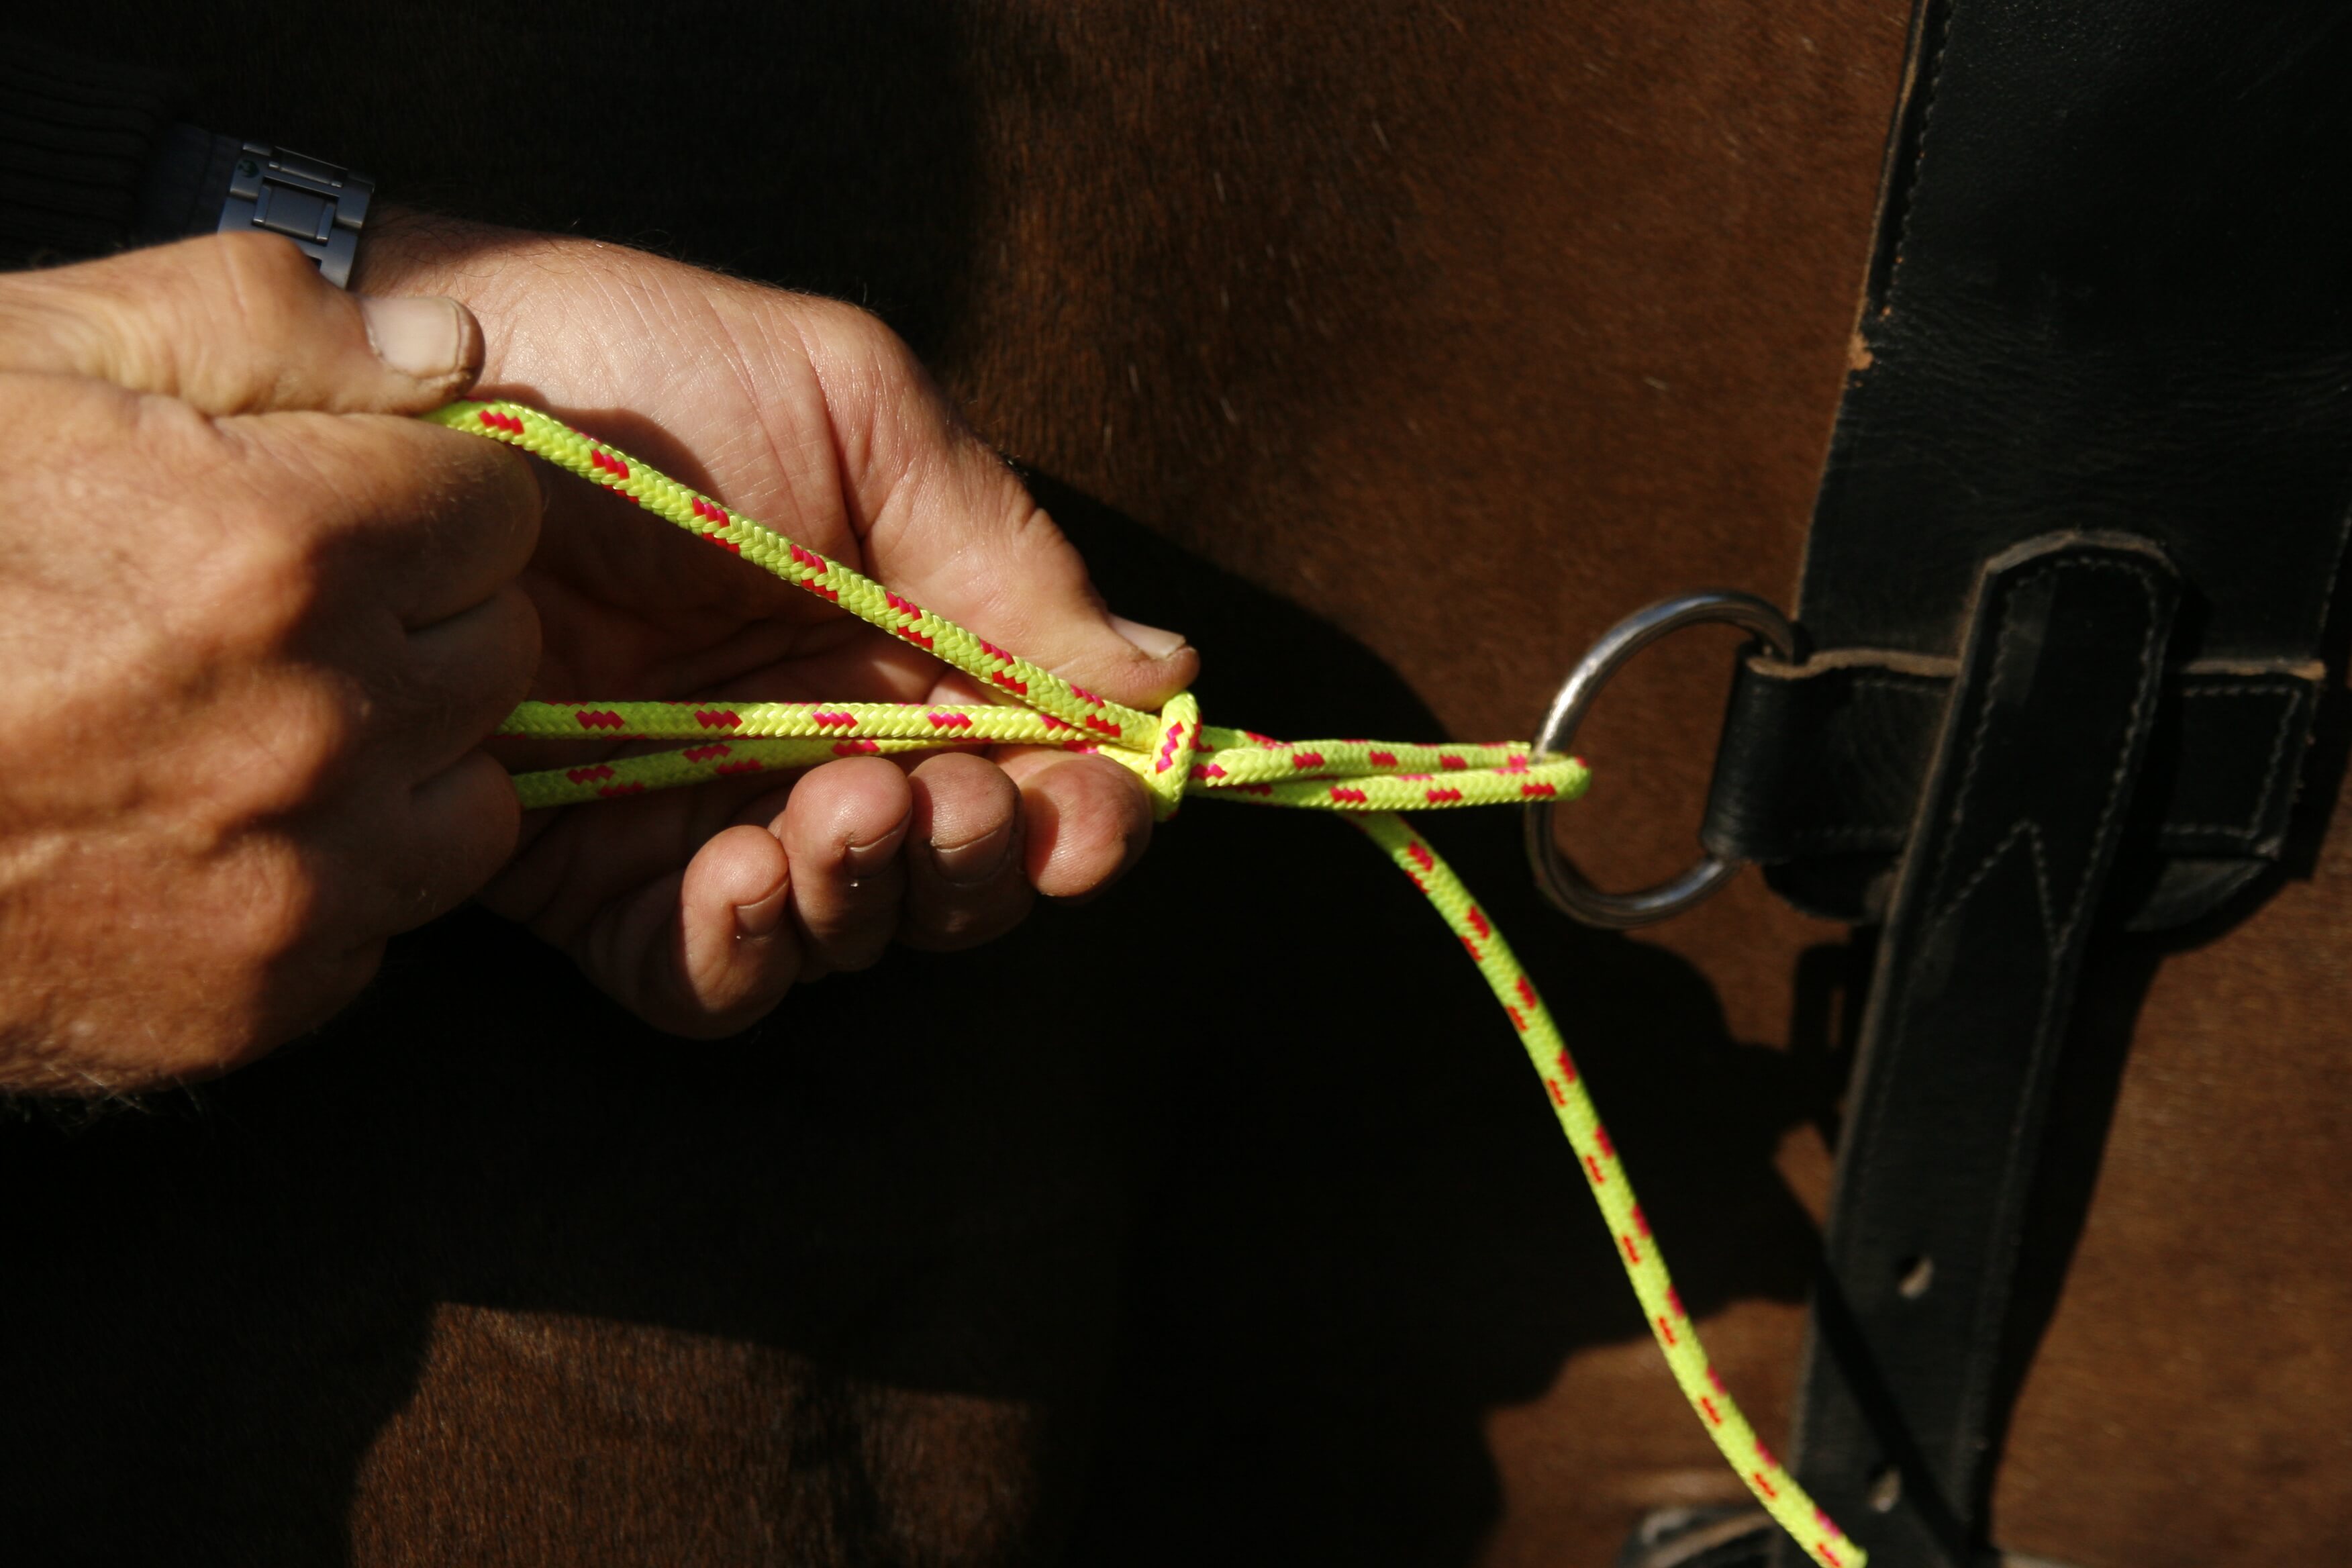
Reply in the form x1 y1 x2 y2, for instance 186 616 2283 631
210 676 364 817
241 479 336 565
209 417 415 613
357 421 539 558
795 291 894 346
453 434 545 549
199 513 330 653
203 230 330 337
800 295 938 403
244 868 326 969
0 234 331 409
210 838 331 974
474 583 543 699
435 756 522 881
81 235 326 405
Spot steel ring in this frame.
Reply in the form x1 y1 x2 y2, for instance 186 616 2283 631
1523 591 1799 929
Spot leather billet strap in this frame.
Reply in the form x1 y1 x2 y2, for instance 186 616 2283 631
1780 535 2176 1567
1726 1 2352 1566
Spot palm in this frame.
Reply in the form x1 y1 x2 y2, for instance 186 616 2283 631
354 217 1192 1036
475 291 948 716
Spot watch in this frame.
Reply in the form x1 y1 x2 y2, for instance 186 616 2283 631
215 142 375 289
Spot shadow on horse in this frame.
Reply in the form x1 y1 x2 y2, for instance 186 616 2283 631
5 3 2349 1563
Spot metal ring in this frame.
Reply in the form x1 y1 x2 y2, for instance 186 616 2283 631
1524 591 1799 929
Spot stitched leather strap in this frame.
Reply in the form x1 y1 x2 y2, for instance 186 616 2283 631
1723 2 2352 1565
1776 536 2175 1567
1702 652 2321 926
1708 0 2352 935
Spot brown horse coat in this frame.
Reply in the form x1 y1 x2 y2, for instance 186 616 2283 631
5 3 2348 1564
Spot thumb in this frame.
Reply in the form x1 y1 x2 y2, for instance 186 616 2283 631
901 483 1199 712
0 230 482 416
804 305 1197 709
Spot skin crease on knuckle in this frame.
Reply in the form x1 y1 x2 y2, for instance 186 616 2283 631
1001 752 1153 901
0 233 321 413
203 233 349 404
899 752 1031 950
144 233 339 413
137 236 283 407
218 415 487 603
783 756 913 977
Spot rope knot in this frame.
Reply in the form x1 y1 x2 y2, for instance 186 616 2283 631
1142 692 1201 821
440 399 1858 1567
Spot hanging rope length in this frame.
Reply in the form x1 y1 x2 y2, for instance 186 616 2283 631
430 399 1864 1568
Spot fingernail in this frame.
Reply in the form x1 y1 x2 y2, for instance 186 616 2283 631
932 821 1016 887
844 832 903 877
734 884 788 939
1110 614 1189 658
358 295 465 379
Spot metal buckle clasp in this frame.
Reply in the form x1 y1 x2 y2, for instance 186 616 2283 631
1524 591 1798 929
219 143 375 289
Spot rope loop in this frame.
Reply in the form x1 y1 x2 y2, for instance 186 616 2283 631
426 398 1863 1568
1144 691 1200 821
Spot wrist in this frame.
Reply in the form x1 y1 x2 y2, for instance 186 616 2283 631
349 206 516 297
350 210 650 387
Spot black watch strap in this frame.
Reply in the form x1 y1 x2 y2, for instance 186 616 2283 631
138 128 374 288
213 140 374 287
0 36 373 287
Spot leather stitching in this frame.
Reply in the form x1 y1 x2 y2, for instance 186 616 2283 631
1925 555 2165 955
1926 554 2167 1498
1874 0 1960 315
1796 552 2173 1557
2306 496 2352 650
1922 816 2057 950
1847 673 1943 698
1774 828 1908 848
2165 680 2305 839
1736 673 2310 852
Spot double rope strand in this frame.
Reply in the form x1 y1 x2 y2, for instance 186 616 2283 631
432 398 1863 1568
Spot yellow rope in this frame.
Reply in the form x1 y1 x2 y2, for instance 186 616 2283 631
432 398 1863 1568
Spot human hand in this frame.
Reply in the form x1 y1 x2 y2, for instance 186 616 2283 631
354 215 1197 1037
0 234 540 1091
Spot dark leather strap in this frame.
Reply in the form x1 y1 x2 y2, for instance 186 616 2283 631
1703 653 2321 925
1718 3 2352 1566
1710 0 2352 936
1779 536 2175 1567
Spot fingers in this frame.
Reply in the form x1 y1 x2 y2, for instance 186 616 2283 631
789 297 1199 709
0 329 533 1085
541 757 916 1038
503 746 1095 1038
394 583 541 778
0 230 484 415
772 756 913 976
389 750 524 933
224 407 544 628
995 750 1155 899
897 751 1033 950
581 825 802 1039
